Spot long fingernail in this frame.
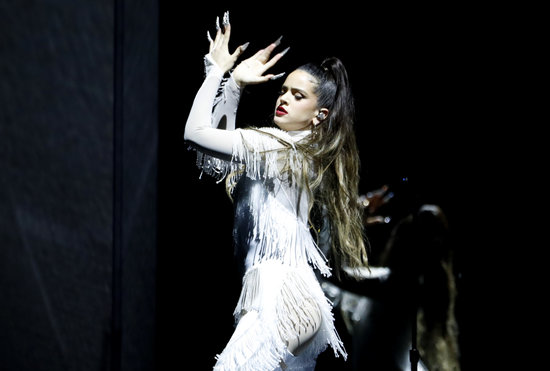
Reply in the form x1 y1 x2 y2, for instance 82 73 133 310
279 46 290 57
241 42 250 52
215 16 220 31
270 72 286 80
207 31 213 43
273 36 283 46
223 11 230 26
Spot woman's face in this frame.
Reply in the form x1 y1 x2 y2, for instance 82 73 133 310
273 69 320 131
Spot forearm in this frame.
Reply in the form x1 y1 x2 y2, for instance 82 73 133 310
213 73 242 131
184 61 238 156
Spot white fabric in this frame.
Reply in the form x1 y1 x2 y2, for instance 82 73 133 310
185 55 346 370
184 56 238 156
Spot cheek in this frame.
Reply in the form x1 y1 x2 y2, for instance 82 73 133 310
295 102 316 119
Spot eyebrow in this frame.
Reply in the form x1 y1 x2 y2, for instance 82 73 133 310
281 85 309 96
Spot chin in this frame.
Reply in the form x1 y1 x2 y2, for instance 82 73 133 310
273 118 286 130
274 123 287 131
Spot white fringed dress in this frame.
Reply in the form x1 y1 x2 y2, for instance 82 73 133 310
185 55 346 370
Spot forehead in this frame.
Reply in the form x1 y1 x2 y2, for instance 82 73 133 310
283 70 318 94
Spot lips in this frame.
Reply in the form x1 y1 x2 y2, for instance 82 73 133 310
276 105 288 116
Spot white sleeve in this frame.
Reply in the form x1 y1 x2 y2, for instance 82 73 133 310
183 56 241 157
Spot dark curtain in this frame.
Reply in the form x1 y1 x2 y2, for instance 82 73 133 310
0 1 158 370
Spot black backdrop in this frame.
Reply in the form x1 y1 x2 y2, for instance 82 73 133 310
1 1 158 370
1 1 513 370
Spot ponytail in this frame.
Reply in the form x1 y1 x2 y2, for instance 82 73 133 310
298 57 369 278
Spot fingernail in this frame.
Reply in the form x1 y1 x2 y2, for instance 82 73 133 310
241 42 250 52
215 16 220 31
279 46 290 57
207 31 213 43
273 36 283 46
223 11 230 26
270 72 286 80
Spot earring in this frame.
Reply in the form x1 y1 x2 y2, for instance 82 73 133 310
316 112 326 120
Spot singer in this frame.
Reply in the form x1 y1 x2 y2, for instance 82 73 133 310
184 12 369 370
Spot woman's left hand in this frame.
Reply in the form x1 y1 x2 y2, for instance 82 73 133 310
207 12 249 74
207 12 287 88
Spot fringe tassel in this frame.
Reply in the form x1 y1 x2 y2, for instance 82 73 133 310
220 262 346 371
191 127 292 185
192 126 305 190
249 194 332 276
231 127 299 182
194 151 232 183
214 310 287 371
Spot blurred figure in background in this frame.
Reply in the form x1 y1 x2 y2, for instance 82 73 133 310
317 178 461 371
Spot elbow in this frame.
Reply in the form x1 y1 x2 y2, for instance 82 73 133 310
183 122 195 141
183 124 206 143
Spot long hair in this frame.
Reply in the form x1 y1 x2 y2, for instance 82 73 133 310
298 57 369 278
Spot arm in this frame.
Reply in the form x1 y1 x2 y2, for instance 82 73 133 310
184 11 288 156
183 60 238 156
207 56 243 132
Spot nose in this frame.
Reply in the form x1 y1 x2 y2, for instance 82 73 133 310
279 91 290 105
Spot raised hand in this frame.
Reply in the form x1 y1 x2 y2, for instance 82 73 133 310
232 37 289 87
206 11 288 88
207 11 249 74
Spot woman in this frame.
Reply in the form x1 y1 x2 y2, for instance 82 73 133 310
184 12 369 370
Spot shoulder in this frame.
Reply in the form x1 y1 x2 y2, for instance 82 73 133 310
235 127 294 151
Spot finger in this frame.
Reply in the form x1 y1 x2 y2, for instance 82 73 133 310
231 42 249 59
211 14 223 45
254 75 275 84
222 23 231 45
258 44 276 62
213 27 223 49
264 47 289 70
258 36 283 62
249 48 266 60
220 11 231 48
249 40 277 63
207 31 214 51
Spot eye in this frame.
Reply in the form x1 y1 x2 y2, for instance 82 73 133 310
294 93 304 100
278 87 288 96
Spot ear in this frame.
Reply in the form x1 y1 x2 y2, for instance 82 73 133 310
313 108 329 126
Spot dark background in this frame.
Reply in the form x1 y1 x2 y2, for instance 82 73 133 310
1 1 519 370
1 1 158 370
